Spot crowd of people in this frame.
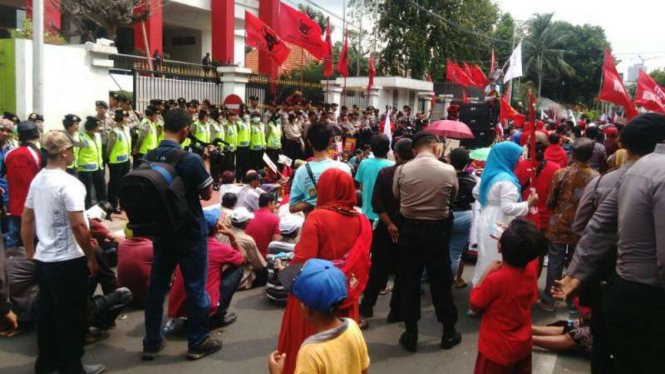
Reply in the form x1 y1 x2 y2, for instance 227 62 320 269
0 90 663 374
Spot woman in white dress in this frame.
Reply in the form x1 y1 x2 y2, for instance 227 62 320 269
471 142 538 287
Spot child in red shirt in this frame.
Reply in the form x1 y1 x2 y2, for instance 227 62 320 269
469 218 546 374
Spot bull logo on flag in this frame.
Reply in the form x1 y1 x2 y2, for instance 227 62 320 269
261 25 283 53
298 19 312 36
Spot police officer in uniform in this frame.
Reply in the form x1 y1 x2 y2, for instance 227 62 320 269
223 111 238 174
265 113 282 166
134 106 160 168
62 114 82 176
191 110 211 144
78 116 107 209
106 110 131 213
236 112 251 178
249 112 266 170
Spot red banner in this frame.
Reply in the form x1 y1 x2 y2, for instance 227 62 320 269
634 70 665 113
245 11 290 67
599 49 638 119
337 31 349 78
499 97 525 126
367 53 376 93
323 18 333 78
278 3 328 60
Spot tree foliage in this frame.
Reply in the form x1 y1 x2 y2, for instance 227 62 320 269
650 68 665 87
56 0 152 42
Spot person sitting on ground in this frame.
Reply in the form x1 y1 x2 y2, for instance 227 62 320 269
268 216 300 255
236 171 264 213
266 216 301 304
245 192 281 260
269 259 370 374
116 226 153 308
218 207 267 290
219 171 241 202
220 193 237 227
168 210 245 329
469 218 546 374
532 317 592 355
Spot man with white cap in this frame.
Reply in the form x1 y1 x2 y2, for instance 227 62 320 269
218 207 266 290
268 215 300 255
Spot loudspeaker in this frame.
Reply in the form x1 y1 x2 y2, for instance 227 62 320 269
458 102 497 148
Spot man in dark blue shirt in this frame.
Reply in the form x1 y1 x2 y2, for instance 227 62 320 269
142 108 221 361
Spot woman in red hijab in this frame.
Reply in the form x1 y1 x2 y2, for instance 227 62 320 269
276 168 372 374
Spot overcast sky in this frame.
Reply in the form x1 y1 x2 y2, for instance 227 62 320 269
290 0 665 76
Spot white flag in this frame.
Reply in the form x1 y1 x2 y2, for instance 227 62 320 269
540 110 548 120
384 108 392 146
503 41 523 83
568 109 577 126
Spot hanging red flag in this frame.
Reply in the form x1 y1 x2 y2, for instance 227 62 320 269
245 11 291 67
427 73 437 109
528 90 536 124
462 90 469 103
599 49 638 119
367 53 376 93
278 3 328 60
462 62 478 86
499 97 525 126
323 18 333 78
446 60 473 87
470 64 491 88
634 70 665 113
337 31 349 78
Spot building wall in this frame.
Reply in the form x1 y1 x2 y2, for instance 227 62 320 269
13 39 110 132
163 27 203 64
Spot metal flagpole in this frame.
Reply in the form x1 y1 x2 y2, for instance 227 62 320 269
32 0 44 114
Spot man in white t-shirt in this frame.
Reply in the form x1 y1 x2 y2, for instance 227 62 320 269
21 131 104 374
289 122 352 214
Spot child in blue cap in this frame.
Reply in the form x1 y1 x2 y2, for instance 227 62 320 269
269 259 370 374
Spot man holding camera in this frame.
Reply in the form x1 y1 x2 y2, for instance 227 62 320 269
141 108 222 361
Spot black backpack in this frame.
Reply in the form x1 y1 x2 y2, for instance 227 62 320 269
120 150 189 237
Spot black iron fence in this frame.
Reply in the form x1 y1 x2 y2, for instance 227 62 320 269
111 53 219 81
342 87 368 108
245 74 324 106
131 70 224 112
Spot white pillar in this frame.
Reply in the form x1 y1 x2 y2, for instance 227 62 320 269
218 66 252 101
321 80 343 104
367 86 382 108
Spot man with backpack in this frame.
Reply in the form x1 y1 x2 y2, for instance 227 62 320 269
137 108 222 361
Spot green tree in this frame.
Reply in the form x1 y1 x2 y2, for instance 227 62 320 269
491 13 517 65
650 68 665 87
522 13 574 97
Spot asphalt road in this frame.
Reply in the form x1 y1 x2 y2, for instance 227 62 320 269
0 265 590 374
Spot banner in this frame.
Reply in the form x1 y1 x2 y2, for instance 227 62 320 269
245 11 290 67
634 69 665 113
499 97 525 126
344 137 357 152
599 49 638 119
504 41 523 83
337 31 349 78
278 3 328 60
323 18 333 78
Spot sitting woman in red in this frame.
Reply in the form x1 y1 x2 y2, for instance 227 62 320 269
276 168 372 374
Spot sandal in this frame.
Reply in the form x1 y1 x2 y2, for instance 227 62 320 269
454 279 467 289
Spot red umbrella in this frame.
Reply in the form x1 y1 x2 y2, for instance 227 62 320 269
424 120 475 139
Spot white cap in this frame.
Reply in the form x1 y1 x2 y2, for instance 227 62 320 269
279 216 300 235
231 207 255 223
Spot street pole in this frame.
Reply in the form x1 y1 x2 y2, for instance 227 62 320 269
141 21 154 72
32 0 44 114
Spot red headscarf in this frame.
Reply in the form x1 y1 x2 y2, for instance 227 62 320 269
316 168 358 215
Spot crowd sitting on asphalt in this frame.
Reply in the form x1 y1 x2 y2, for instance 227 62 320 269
0 92 664 374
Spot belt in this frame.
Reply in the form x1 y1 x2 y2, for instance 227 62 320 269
80 164 98 170
114 155 129 162
398 214 451 227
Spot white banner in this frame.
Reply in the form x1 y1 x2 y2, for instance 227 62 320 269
503 41 523 83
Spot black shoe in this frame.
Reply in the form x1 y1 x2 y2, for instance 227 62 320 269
187 338 222 360
210 312 238 330
359 305 373 318
81 364 106 374
142 341 166 361
440 331 462 350
399 332 418 352
386 310 402 324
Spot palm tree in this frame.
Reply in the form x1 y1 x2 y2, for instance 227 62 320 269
523 13 575 97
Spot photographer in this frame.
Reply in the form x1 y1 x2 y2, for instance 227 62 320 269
141 108 222 361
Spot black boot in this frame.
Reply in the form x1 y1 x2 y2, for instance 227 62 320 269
440 327 462 350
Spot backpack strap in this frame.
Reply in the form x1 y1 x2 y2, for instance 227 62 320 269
305 162 317 191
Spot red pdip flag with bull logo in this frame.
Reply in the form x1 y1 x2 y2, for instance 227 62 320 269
278 3 328 60
245 11 290 67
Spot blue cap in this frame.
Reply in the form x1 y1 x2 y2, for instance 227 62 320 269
280 259 348 313
204 209 221 231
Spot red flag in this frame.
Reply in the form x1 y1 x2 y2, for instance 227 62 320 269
245 11 290 67
427 73 436 109
337 31 349 78
462 62 478 86
367 53 376 93
599 49 638 119
528 90 536 124
323 18 333 78
499 97 525 126
278 3 328 60
462 90 469 103
634 70 665 113
470 64 490 88
446 60 473 87
490 49 496 74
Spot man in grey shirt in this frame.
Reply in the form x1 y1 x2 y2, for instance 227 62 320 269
553 113 665 374
392 131 460 353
